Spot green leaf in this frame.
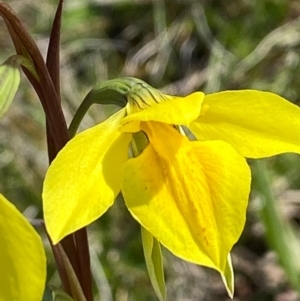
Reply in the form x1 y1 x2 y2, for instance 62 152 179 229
0 194 46 301
141 227 166 301
0 56 21 118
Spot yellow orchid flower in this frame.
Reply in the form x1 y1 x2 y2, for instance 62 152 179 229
43 79 300 297
0 194 46 301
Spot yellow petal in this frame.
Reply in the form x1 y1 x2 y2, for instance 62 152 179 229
43 109 131 244
122 122 250 275
190 90 300 158
0 194 46 301
121 92 204 132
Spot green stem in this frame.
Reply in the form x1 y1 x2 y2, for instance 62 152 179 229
68 77 144 137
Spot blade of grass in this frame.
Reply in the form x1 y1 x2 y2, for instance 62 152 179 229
253 160 300 293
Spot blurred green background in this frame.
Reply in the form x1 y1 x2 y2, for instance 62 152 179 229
1 0 300 300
